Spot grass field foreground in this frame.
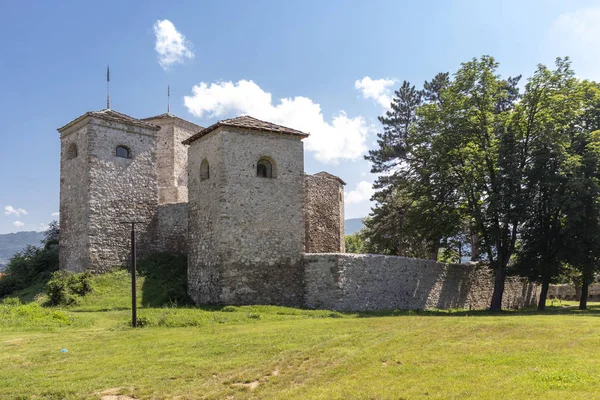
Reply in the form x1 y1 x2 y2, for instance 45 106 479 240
1 270 600 399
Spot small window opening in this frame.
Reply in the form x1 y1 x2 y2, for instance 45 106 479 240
66 143 78 160
200 159 210 181
116 146 130 158
257 159 273 178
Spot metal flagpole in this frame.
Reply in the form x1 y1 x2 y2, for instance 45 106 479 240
107 65 110 109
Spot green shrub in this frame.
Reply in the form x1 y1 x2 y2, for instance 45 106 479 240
45 271 93 306
0 223 60 298
0 300 77 328
1 297 22 306
0 245 59 298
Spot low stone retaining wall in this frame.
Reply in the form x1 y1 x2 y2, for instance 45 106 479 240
548 283 600 301
303 253 539 311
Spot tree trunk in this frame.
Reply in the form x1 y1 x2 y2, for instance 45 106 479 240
396 236 403 257
429 243 439 261
537 277 550 311
470 221 480 261
489 266 506 311
579 280 589 310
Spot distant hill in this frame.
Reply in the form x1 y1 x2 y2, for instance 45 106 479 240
345 218 365 235
0 231 45 270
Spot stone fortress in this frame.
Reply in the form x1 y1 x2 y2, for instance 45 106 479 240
58 108 539 311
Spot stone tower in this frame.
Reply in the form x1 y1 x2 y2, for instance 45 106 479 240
141 113 202 204
305 172 346 253
57 109 160 272
183 116 308 306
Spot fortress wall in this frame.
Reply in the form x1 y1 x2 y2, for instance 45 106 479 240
213 128 306 306
59 125 91 272
187 130 224 304
156 122 176 203
145 116 200 204
172 122 196 199
548 284 600 301
305 174 345 253
146 202 188 255
304 253 539 311
86 119 158 272
187 127 306 307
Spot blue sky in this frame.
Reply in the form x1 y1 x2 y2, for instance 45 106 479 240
1 0 599 234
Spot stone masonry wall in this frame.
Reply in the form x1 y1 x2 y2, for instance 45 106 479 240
59 123 91 272
187 130 224 304
146 202 188 255
85 118 159 272
144 115 200 204
305 174 345 253
548 283 600 301
304 253 539 311
187 127 306 306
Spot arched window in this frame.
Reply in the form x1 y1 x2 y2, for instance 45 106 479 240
116 145 130 158
200 159 210 181
257 158 274 178
66 143 78 160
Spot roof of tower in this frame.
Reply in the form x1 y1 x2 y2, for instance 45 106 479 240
314 171 346 185
182 115 310 145
57 109 160 133
141 113 204 130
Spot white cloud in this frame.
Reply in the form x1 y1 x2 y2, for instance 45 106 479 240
4 205 27 217
153 19 194 70
51 212 60 217
345 181 375 204
184 80 370 163
13 221 25 228
354 76 395 108
38 223 48 232
550 7 600 80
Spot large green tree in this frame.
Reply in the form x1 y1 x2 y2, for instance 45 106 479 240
435 57 526 310
562 81 600 310
513 59 582 310
365 76 462 260
366 56 600 310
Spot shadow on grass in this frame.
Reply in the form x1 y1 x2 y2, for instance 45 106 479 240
2 279 49 304
69 307 132 313
138 253 194 307
354 303 600 318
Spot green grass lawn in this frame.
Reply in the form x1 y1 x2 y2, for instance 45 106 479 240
1 271 600 399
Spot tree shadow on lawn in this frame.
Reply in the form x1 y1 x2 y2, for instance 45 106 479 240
355 303 600 318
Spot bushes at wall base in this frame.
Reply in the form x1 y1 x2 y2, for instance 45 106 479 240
45 271 93 306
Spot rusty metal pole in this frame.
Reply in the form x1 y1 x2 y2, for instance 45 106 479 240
131 222 137 328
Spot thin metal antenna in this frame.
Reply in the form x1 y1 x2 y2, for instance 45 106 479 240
106 65 110 109
168 85 170 114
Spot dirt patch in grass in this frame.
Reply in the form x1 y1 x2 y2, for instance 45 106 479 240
231 380 260 390
99 388 136 400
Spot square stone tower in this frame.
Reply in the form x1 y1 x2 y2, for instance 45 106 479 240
183 116 308 306
141 113 203 204
57 109 160 272
305 172 346 253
